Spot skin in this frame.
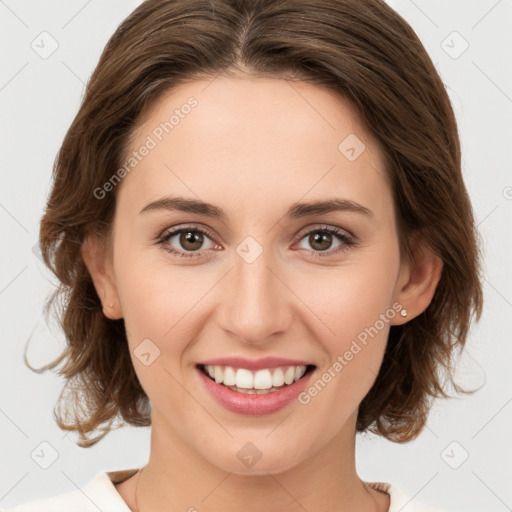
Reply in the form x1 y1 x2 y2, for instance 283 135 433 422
82 72 442 512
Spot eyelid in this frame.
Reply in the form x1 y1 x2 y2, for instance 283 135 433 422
292 223 356 258
294 223 355 242
156 222 357 258
157 223 217 244
156 224 219 257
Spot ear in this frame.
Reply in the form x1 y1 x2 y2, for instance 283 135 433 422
81 234 123 320
390 234 443 325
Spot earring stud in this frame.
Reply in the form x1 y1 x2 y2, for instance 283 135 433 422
400 309 408 317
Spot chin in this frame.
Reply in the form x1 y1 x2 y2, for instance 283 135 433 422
202 442 307 476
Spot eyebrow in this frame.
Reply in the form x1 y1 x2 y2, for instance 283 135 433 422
139 196 374 219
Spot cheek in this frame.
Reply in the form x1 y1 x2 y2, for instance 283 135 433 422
114 247 216 353
114 252 211 404
295 256 398 344
296 284 394 424
293 247 399 398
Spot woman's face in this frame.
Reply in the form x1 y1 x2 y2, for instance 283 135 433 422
103 76 411 474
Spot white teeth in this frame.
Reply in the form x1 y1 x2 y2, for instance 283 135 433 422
295 366 306 381
223 366 236 386
235 368 253 389
272 368 285 387
202 364 310 390
284 366 295 384
253 369 273 389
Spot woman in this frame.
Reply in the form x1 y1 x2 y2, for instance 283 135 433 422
6 0 483 511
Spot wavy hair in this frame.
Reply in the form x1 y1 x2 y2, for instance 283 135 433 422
28 0 483 447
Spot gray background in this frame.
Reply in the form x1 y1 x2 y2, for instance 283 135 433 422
1 1 511 510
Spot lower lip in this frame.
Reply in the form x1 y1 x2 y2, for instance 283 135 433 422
196 366 314 415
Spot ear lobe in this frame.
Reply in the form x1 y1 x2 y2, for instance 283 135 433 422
81 234 122 320
391 236 443 325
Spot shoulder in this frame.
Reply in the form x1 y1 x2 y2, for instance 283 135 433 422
366 481 447 512
1 469 137 512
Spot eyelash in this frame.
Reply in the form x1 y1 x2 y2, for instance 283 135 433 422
155 224 356 260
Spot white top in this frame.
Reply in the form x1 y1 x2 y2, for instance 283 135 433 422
2 469 445 512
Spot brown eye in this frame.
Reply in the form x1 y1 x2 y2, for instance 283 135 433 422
179 230 204 251
308 232 334 251
296 226 355 257
157 225 218 258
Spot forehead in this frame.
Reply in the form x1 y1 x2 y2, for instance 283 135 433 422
118 76 391 221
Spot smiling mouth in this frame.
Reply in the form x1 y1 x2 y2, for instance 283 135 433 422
197 363 316 394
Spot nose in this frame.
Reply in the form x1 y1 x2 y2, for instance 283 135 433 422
216 241 294 347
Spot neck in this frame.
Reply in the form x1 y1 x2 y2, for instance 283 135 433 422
128 410 388 512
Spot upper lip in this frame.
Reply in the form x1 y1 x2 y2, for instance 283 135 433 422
198 357 314 371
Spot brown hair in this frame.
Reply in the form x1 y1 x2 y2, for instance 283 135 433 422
29 0 483 447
